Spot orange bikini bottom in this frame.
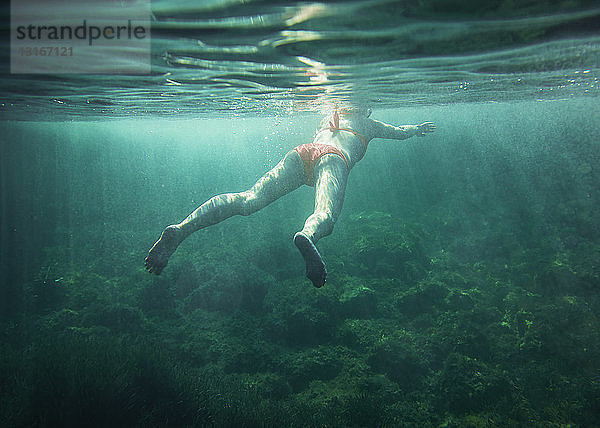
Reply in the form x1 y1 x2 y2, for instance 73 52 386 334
294 143 349 186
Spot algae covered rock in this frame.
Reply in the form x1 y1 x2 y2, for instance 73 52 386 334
338 276 377 318
238 372 292 400
285 306 335 345
395 279 448 316
262 278 339 345
279 346 344 392
436 353 511 414
181 262 272 315
331 211 430 281
83 304 146 334
368 328 428 390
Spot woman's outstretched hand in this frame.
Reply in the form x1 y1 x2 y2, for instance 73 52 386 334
416 122 436 136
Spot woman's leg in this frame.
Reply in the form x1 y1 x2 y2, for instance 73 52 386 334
145 150 305 275
294 154 348 287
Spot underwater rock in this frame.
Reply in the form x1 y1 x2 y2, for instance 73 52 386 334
444 289 475 311
280 346 344 392
262 278 339 345
395 280 447 316
338 278 377 318
239 372 292 400
139 279 176 315
220 339 276 375
175 252 276 315
263 304 335 345
536 261 591 295
248 243 298 279
83 304 146 334
338 319 386 350
333 211 430 281
429 311 494 364
183 271 270 315
44 308 81 332
287 307 334 345
436 353 511 414
173 264 200 299
368 329 427 391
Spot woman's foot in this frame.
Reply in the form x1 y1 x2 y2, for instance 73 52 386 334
145 225 183 275
294 232 327 287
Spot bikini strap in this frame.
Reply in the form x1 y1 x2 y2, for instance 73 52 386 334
329 109 341 131
323 108 369 147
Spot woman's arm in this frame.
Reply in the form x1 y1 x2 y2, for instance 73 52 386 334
368 119 435 140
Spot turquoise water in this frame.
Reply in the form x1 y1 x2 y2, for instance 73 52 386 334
1 0 599 118
2 1 600 426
